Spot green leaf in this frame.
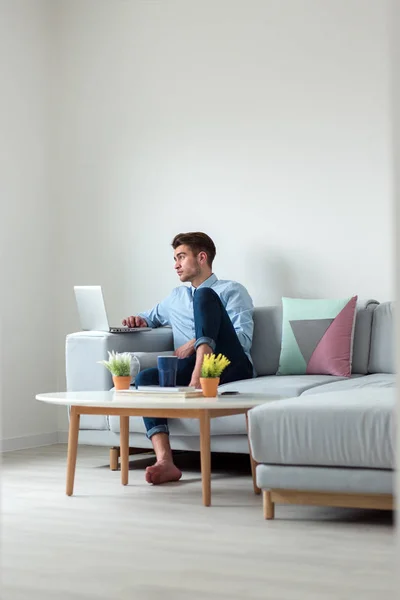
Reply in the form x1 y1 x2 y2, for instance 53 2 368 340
97 352 131 377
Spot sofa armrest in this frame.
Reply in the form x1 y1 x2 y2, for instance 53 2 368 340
66 328 174 391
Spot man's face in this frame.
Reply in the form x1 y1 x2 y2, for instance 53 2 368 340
174 244 203 282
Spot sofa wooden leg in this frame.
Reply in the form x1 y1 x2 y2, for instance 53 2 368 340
110 447 120 471
263 490 275 520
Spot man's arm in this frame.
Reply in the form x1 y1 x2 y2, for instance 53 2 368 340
175 338 196 358
221 283 254 355
123 291 173 328
137 299 170 328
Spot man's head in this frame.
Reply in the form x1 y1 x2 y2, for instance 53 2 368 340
171 232 216 285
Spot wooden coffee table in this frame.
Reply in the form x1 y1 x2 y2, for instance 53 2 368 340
36 391 273 506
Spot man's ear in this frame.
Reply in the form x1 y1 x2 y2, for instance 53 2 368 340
198 251 208 265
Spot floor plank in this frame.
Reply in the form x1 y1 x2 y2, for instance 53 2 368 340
1 445 395 599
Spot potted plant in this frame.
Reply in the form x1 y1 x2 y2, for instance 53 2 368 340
98 351 132 390
200 353 231 397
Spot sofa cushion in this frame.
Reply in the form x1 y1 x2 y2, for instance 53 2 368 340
218 374 352 397
277 296 358 377
109 415 146 435
256 465 394 495
351 300 378 374
78 414 109 431
301 373 395 395
249 389 395 469
251 307 283 376
368 302 395 374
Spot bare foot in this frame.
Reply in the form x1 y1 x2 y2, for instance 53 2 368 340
145 460 182 485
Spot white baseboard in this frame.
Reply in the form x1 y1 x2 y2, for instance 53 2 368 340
57 430 68 443
1 431 68 452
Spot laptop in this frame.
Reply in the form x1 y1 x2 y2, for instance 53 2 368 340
74 286 151 333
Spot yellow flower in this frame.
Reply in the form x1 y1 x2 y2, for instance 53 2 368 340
201 353 231 378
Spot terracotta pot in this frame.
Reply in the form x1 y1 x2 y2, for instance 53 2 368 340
200 377 220 398
112 375 132 391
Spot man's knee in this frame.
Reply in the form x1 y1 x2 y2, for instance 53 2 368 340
135 367 159 388
193 287 219 306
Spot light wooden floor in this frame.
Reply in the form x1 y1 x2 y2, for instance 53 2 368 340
1 445 396 600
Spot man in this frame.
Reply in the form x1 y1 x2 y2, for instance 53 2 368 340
122 232 255 485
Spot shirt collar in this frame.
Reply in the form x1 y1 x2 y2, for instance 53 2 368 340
190 273 218 296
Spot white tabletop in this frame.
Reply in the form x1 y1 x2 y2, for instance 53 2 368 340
36 391 281 410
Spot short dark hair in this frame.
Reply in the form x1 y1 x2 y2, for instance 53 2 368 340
171 232 216 267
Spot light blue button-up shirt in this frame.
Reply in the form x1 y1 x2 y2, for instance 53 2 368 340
138 274 254 366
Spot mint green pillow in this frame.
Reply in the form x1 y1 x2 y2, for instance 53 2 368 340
277 296 358 377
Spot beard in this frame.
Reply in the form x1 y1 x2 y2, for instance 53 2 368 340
179 265 201 283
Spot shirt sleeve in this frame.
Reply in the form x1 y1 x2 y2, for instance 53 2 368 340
137 293 172 328
222 283 254 354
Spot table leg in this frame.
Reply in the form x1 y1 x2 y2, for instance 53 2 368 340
66 407 80 496
246 412 261 495
120 416 129 485
199 410 211 507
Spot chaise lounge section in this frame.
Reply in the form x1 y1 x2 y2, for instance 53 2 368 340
248 302 396 518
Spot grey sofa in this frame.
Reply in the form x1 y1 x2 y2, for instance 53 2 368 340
66 300 395 481
248 301 396 518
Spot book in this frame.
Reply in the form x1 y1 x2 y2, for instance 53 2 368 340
116 388 204 399
137 386 197 393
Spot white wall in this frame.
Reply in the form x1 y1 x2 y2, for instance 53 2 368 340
0 0 59 449
0 0 395 442
56 0 393 344
54 0 393 431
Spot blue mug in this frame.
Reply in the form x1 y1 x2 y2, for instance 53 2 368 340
157 356 178 387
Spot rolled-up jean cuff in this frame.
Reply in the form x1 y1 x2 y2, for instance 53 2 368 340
194 336 216 352
146 424 169 439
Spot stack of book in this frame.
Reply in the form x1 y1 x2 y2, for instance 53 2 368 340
116 386 204 399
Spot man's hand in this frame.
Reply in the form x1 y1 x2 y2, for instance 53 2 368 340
174 339 196 359
189 342 213 390
189 374 201 390
122 316 148 328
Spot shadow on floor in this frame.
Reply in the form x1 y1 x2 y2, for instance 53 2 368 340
99 450 254 475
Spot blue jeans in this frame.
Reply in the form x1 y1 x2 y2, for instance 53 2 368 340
135 287 253 439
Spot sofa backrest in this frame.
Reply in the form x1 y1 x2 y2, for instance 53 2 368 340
251 307 282 376
251 302 380 377
368 302 395 374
